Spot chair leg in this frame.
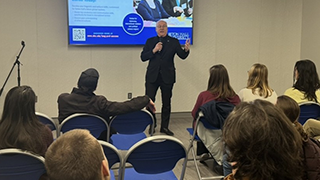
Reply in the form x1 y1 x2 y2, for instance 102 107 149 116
186 138 202 180
191 143 203 180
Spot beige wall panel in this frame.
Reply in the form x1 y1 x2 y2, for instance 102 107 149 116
301 0 320 70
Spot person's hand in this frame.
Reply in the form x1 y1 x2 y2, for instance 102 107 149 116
173 6 184 13
188 8 193 15
230 162 237 176
147 99 156 113
184 39 190 52
153 42 163 53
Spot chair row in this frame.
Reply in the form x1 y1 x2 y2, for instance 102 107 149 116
100 135 188 180
0 135 187 180
36 109 155 150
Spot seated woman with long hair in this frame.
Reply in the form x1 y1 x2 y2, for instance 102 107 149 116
284 59 320 103
284 60 320 141
192 64 240 174
0 86 53 156
276 95 320 180
192 64 240 119
239 63 277 103
223 100 302 180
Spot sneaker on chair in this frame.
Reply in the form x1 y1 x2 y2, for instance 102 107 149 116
199 153 211 163
160 128 174 136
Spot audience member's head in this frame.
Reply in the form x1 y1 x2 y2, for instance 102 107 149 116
223 100 302 180
276 95 307 139
247 63 273 98
1 85 37 120
77 68 99 92
293 59 320 102
276 95 300 123
207 64 236 99
45 129 110 180
0 86 47 155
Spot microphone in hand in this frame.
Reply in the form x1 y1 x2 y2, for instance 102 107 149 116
21 41 25 47
158 37 163 52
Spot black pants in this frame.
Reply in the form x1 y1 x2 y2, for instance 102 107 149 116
145 74 174 129
196 141 209 155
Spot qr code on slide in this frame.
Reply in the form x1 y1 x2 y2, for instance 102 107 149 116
72 28 86 41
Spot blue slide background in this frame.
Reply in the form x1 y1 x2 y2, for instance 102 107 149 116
68 0 193 45
69 26 193 45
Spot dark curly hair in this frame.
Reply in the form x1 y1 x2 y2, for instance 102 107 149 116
223 100 302 180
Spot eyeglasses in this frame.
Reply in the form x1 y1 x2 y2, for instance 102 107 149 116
156 25 167 28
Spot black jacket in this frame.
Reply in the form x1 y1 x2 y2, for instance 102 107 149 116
58 88 150 123
141 35 189 84
199 100 235 129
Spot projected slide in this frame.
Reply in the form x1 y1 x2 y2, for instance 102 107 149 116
68 0 193 45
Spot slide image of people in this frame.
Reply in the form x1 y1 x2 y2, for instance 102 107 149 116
162 0 193 17
136 0 170 22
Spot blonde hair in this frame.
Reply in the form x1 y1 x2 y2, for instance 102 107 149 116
45 129 105 180
247 63 273 98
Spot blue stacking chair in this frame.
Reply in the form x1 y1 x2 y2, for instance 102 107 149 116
298 101 320 125
109 109 154 150
99 140 123 180
186 111 224 180
36 112 59 138
60 113 109 140
0 148 46 180
121 135 188 180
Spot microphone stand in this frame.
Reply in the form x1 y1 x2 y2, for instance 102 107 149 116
0 41 25 97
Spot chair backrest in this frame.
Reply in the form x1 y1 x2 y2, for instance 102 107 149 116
109 109 154 135
0 148 46 180
299 101 320 125
188 111 216 141
36 112 59 137
99 140 122 168
99 140 123 180
60 113 109 140
122 135 187 180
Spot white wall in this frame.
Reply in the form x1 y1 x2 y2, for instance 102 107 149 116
301 0 320 70
0 0 303 117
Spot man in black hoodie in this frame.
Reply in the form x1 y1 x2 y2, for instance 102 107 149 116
58 68 155 125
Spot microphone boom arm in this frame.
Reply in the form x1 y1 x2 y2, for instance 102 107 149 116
0 41 25 97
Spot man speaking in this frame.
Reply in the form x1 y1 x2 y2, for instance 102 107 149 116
141 20 190 136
